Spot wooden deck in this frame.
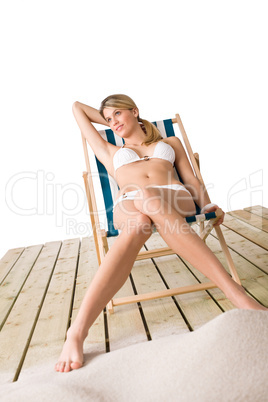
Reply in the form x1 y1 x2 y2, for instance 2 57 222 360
0 205 267 384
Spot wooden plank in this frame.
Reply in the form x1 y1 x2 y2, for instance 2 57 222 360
106 239 149 351
244 205 268 219
220 225 268 274
71 237 106 354
19 238 80 377
229 209 268 233
130 241 191 339
0 247 25 284
223 213 268 250
0 245 43 331
210 230 268 307
143 233 223 330
0 241 61 384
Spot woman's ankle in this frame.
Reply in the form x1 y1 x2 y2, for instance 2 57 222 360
67 324 88 342
226 283 266 310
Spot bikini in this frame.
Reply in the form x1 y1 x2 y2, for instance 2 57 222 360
113 141 191 210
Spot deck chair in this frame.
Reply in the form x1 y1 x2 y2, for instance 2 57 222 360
81 114 241 313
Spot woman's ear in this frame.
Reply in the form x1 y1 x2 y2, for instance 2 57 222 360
132 107 139 118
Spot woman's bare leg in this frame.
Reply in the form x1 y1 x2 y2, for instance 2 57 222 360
55 189 267 373
133 188 268 311
55 211 152 373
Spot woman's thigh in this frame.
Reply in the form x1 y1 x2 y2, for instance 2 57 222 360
113 200 153 234
134 187 196 218
113 187 196 230
165 188 196 217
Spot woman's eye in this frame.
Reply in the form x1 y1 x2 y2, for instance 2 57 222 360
115 111 120 115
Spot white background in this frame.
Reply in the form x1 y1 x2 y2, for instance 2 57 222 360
1 0 267 259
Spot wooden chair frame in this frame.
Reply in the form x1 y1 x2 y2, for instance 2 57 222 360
81 114 241 313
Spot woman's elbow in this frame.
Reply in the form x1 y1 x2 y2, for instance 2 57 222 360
72 101 81 113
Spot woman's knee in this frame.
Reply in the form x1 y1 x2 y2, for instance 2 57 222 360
122 213 153 238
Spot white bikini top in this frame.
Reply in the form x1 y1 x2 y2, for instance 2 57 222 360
113 141 175 172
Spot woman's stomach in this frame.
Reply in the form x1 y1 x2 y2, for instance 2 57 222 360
115 160 183 198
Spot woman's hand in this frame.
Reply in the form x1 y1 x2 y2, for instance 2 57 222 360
201 204 225 226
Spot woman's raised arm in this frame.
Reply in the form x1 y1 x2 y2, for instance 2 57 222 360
72 101 115 164
73 101 108 126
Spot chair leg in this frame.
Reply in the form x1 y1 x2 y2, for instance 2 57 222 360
100 230 109 255
200 209 223 241
107 300 115 314
214 226 241 284
199 210 240 284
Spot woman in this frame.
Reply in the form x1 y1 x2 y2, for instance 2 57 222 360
55 94 267 373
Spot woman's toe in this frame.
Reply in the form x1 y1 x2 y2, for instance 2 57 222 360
55 362 62 372
59 362 66 372
71 361 83 370
64 362 71 372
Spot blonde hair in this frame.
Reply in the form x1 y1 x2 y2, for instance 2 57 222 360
99 94 162 146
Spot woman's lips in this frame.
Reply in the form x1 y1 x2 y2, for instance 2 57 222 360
116 125 123 132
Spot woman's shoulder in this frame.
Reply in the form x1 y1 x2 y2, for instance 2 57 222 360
161 136 182 147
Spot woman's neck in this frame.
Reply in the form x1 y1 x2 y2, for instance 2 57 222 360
123 123 147 146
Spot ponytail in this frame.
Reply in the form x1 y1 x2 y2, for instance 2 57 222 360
138 117 162 146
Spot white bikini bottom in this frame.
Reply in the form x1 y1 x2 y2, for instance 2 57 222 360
113 184 191 211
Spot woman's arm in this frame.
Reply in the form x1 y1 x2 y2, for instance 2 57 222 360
72 101 115 164
73 102 108 126
168 137 224 225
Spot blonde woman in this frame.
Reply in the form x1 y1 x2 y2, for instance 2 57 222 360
55 94 267 373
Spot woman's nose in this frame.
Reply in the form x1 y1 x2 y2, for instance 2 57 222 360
113 116 119 126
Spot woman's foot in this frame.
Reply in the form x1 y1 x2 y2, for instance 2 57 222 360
227 282 268 311
55 327 85 373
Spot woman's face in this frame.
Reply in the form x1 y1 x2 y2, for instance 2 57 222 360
103 107 139 137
